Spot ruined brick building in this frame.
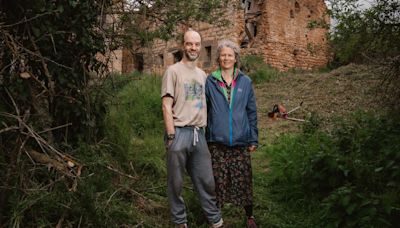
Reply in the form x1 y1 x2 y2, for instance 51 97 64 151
111 0 330 74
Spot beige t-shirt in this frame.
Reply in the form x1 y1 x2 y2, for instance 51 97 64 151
161 62 207 127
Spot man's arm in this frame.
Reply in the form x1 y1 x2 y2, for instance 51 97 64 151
162 95 175 135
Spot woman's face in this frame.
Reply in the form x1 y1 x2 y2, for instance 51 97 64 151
219 47 236 70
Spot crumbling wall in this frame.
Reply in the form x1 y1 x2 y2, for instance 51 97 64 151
138 2 244 75
126 0 330 74
247 0 330 70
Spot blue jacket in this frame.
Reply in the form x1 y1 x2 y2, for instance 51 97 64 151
205 69 258 147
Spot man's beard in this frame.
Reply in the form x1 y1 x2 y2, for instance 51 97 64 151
184 51 199 61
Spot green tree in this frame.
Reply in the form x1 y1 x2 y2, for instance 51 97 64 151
0 0 229 226
328 0 400 64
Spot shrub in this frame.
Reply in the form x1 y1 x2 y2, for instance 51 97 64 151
264 111 400 227
328 0 400 65
240 55 283 84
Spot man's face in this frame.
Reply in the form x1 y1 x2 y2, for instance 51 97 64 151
183 31 201 62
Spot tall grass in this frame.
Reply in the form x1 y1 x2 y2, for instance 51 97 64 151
104 73 165 176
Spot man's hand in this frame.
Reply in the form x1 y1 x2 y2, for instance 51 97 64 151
247 145 257 153
162 96 175 150
165 139 174 148
165 133 175 149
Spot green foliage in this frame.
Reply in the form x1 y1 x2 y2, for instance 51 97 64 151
1 1 114 225
266 132 336 201
104 73 165 177
1 72 168 227
5 144 141 227
241 55 283 84
379 56 400 111
118 0 229 46
1 0 111 144
264 111 400 227
328 0 400 65
0 0 236 227
0 0 237 226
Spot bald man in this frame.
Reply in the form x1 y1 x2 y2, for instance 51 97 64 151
161 29 223 228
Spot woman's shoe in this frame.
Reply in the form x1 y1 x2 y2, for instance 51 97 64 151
247 216 257 228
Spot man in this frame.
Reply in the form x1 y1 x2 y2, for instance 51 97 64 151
161 29 223 228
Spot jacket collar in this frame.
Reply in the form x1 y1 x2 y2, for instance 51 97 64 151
211 67 241 82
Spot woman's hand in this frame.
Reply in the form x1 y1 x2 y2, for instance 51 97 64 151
247 145 257 153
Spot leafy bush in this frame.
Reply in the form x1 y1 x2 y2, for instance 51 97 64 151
240 55 283 84
1 73 167 227
379 56 400 111
264 111 400 227
328 0 400 65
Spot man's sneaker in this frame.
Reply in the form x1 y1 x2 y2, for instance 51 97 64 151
247 216 257 228
211 218 223 228
176 223 187 228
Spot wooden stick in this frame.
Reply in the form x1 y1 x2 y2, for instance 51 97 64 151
106 165 138 180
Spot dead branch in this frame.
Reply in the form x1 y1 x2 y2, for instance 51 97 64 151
5 88 20 116
27 149 69 174
0 11 55 29
106 187 123 206
126 188 148 201
0 111 82 180
37 123 72 134
105 165 138 180
55 211 66 228
27 149 83 192
28 29 55 102
133 221 144 228
4 31 72 70
0 126 19 134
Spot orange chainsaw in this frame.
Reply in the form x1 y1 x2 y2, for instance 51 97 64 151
267 101 306 122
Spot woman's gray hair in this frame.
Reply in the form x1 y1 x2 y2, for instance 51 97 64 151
216 39 241 69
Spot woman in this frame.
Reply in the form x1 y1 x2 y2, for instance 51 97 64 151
205 39 258 228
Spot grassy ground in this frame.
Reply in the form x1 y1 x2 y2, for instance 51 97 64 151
256 64 382 144
200 64 382 227
110 64 384 227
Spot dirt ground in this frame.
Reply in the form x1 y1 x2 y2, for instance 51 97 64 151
255 64 384 144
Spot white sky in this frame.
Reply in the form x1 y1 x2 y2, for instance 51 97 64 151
324 0 373 10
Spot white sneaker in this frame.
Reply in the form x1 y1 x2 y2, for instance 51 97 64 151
211 218 223 228
176 223 187 228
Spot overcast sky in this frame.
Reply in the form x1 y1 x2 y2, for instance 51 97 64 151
324 0 375 28
325 0 373 10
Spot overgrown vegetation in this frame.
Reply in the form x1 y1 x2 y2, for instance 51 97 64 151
104 73 165 177
0 0 230 226
1 1 112 225
241 55 283 84
1 0 399 227
327 0 400 110
264 112 400 227
327 0 400 65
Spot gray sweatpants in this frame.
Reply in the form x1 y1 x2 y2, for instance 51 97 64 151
166 126 221 225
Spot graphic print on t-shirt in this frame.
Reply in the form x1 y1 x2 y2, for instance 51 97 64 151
184 80 204 109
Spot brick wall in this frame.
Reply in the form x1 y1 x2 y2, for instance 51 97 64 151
122 0 330 74
254 0 331 70
136 2 243 75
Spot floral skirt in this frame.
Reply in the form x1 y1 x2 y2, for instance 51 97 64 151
208 143 253 208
